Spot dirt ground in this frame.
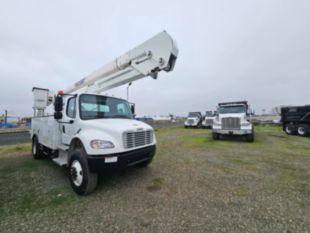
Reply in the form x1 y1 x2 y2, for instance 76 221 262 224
0 126 309 233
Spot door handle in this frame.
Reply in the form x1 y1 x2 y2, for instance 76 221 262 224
62 125 66 133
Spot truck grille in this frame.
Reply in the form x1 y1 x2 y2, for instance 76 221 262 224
187 119 194 124
221 117 240 130
205 119 213 125
123 130 153 149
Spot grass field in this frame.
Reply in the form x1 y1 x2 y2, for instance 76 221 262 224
0 126 309 233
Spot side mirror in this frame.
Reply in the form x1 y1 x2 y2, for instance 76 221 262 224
54 95 63 120
130 104 135 115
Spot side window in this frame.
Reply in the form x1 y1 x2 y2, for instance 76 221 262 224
117 103 128 115
66 97 76 118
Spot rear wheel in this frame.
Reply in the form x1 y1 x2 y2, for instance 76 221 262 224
284 123 296 135
32 136 44 160
69 148 98 195
212 132 219 140
297 124 310 137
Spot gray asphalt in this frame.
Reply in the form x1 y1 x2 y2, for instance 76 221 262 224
0 132 31 145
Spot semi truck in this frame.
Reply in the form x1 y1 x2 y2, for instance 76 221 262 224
202 111 217 128
281 105 310 136
184 112 203 128
31 31 178 195
212 101 254 142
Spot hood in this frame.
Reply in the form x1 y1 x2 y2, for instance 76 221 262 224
219 113 246 121
80 119 153 135
187 117 199 121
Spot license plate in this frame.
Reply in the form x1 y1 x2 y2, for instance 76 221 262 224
105 156 118 163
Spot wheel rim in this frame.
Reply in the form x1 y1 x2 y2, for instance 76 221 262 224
285 126 292 134
33 140 36 155
71 160 83 186
298 127 305 135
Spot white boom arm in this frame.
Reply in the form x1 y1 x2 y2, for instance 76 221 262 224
66 31 178 94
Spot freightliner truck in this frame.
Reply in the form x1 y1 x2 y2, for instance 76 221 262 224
212 101 254 142
281 105 310 136
184 112 203 128
202 111 216 128
31 31 178 195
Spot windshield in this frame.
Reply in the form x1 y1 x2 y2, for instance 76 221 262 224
188 113 200 117
205 111 213 116
79 95 133 120
219 105 246 114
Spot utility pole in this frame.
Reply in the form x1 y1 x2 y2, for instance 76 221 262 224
127 82 132 101
4 110 7 127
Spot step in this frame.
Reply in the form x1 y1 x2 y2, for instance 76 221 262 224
52 157 67 166
57 144 69 151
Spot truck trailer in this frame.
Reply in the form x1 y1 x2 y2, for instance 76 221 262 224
281 105 310 136
31 31 178 195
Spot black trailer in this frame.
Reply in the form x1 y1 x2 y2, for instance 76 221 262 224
281 105 310 136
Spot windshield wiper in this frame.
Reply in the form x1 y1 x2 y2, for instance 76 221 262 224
111 115 131 119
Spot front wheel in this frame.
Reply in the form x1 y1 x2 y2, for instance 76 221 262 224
212 132 220 140
246 132 254 142
69 148 98 195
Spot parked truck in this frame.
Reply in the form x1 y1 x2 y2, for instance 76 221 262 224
184 112 203 128
202 111 217 128
281 105 310 136
212 101 254 142
31 31 178 195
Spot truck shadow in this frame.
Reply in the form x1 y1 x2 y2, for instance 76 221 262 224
215 135 250 143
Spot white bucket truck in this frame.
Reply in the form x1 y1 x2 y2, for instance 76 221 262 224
212 101 254 142
31 31 178 195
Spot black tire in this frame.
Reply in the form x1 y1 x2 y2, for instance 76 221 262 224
212 132 219 140
184 126 188 128
246 132 254 142
32 136 44 160
69 148 98 195
297 124 310 137
284 123 296 135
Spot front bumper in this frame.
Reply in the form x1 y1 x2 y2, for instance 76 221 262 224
212 128 252 135
87 145 156 173
184 122 199 127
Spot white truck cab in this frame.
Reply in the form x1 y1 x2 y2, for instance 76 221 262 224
212 101 254 142
184 112 203 128
202 111 216 128
31 31 178 195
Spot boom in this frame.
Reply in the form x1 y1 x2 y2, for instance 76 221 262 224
66 31 178 94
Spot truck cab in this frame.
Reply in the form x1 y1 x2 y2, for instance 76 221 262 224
202 111 216 128
212 101 254 142
184 112 203 128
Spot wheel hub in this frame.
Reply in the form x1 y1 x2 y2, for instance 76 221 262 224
70 160 83 186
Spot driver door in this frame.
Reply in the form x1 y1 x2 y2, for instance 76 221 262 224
61 97 78 145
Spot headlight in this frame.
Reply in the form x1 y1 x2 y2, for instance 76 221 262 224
90 140 115 149
213 121 221 126
241 122 251 126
